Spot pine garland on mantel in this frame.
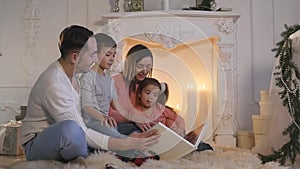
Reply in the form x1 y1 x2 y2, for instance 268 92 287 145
258 24 300 165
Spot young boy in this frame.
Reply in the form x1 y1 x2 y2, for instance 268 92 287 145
80 33 126 139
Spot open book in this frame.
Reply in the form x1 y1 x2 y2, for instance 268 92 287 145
141 122 208 160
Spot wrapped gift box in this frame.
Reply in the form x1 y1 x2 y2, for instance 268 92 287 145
0 120 24 155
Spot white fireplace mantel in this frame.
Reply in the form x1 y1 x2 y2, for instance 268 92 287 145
101 10 241 147
101 10 240 43
101 10 240 21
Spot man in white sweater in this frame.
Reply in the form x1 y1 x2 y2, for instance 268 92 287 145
20 25 159 165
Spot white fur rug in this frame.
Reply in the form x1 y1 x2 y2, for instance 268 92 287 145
10 146 290 169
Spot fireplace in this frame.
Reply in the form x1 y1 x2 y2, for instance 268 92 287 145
101 10 240 147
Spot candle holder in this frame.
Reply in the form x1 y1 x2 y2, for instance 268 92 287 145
132 0 143 11
196 0 217 11
112 0 120 12
124 0 132 12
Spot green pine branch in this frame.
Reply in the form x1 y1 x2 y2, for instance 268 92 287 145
258 24 300 165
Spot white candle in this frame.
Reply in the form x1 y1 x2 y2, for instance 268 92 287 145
198 85 208 124
163 0 169 10
186 84 197 117
176 104 180 110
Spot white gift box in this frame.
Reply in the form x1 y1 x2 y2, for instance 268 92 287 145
0 120 24 155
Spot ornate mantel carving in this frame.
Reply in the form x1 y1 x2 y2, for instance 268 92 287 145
101 10 241 147
217 18 234 34
23 0 41 87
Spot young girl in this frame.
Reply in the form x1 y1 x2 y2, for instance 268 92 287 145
135 78 186 136
137 79 213 152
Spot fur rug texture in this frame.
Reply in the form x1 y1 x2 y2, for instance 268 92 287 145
10 146 291 169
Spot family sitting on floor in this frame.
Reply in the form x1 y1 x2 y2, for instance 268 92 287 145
20 25 212 167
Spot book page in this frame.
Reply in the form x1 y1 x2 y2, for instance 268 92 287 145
159 139 196 160
142 122 195 160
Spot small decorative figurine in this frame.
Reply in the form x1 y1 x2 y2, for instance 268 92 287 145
112 0 120 12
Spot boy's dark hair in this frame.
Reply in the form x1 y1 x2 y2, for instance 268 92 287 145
58 25 93 58
93 33 117 53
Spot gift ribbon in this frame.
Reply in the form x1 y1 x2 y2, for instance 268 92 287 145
0 127 6 154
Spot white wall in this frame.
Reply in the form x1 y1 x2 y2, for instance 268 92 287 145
0 0 299 131
217 0 300 130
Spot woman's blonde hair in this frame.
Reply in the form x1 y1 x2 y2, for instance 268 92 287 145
123 44 153 93
123 44 153 80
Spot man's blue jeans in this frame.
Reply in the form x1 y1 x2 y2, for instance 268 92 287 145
24 120 88 162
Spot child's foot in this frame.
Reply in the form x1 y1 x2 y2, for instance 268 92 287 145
105 163 118 169
196 142 213 152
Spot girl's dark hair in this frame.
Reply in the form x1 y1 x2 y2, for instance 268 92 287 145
157 82 169 105
58 25 93 58
136 78 161 105
136 78 170 106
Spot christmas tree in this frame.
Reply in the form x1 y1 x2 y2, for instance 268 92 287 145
258 24 300 165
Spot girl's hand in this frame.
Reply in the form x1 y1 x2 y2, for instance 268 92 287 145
135 122 152 132
184 131 198 144
170 126 186 137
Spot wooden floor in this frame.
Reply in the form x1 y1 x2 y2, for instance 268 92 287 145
0 155 26 169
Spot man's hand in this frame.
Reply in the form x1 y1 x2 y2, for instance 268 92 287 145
129 129 159 138
125 129 160 150
108 129 160 151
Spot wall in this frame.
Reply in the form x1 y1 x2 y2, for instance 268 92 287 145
0 0 299 131
216 0 300 130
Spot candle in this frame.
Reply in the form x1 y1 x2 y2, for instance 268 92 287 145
186 84 197 128
163 0 169 10
198 85 208 125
